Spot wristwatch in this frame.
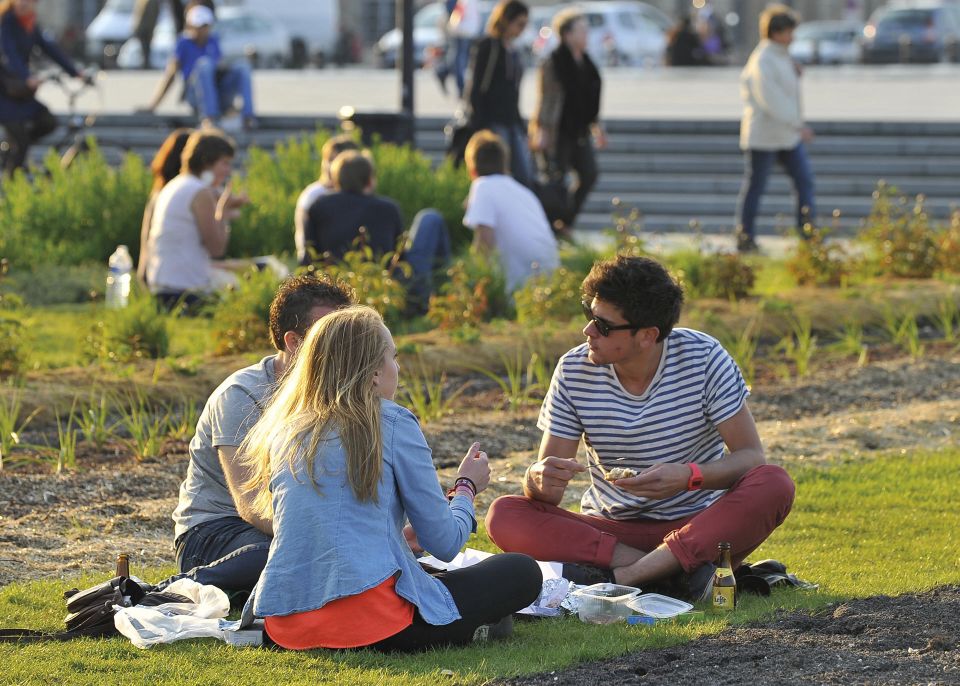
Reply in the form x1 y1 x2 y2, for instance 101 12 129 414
687 463 704 491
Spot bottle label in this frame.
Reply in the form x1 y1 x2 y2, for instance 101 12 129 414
712 586 736 610
714 567 734 579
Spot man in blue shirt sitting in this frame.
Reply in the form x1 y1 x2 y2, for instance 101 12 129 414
144 2 256 129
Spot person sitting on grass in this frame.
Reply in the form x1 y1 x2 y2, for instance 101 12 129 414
301 150 451 314
137 127 193 287
484 255 796 600
293 134 360 265
463 130 559 294
155 274 353 600
143 127 249 311
242 305 542 651
143 2 256 130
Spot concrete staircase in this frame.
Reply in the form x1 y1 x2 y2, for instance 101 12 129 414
37 114 960 237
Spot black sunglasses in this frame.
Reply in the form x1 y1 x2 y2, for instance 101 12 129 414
581 301 637 337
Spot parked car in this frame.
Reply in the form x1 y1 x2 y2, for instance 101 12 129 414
117 7 291 69
861 1 960 63
789 20 863 64
85 0 139 67
219 0 339 67
375 1 450 69
533 1 668 67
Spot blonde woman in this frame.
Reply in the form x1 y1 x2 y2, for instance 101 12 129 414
243 306 541 651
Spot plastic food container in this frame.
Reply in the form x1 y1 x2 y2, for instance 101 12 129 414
570 583 642 624
625 593 694 619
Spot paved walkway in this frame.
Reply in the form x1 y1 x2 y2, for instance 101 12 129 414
38 65 960 122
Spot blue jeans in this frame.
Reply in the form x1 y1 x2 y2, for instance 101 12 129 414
402 209 452 311
452 37 473 97
736 143 815 240
185 57 255 120
158 516 270 594
491 123 534 188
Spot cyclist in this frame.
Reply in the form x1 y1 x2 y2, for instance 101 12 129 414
0 0 85 176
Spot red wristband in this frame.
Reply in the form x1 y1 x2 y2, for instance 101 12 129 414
687 463 704 491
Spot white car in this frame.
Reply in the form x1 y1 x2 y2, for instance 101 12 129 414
85 0 138 67
117 7 291 69
789 21 863 64
534 2 669 67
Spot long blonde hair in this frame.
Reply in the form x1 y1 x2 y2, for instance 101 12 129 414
243 306 390 516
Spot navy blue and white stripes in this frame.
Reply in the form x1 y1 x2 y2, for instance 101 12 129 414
538 328 749 521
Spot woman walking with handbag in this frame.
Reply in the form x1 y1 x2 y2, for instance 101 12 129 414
243 306 542 651
0 0 86 176
530 8 605 232
465 0 533 187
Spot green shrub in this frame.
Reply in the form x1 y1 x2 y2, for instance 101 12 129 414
207 268 281 356
3 263 101 305
786 224 853 287
515 267 585 326
427 252 510 331
0 290 25 377
319 247 409 327
86 290 171 362
230 130 472 257
859 184 940 279
668 250 755 300
0 146 150 269
370 143 471 249
230 132 333 257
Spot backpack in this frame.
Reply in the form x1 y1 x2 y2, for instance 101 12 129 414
0 576 191 643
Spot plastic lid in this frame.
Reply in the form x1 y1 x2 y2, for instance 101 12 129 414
625 593 693 619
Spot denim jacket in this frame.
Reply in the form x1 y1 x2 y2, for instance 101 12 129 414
251 400 476 625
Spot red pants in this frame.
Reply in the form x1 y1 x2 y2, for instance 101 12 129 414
485 464 795 573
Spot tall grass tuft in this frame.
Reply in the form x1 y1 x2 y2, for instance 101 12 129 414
936 295 959 343
53 402 79 473
398 358 471 423
471 348 548 411
715 316 761 388
0 380 40 470
207 268 281 356
777 314 818 380
116 390 169 462
87 290 171 363
75 390 116 449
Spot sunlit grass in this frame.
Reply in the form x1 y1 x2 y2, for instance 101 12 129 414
1 448 958 684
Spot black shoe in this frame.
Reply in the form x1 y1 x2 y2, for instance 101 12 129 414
736 234 760 254
681 562 717 602
472 614 513 642
561 562 615 586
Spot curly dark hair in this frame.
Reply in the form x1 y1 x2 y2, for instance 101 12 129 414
268 274 354 351
582 256 684 342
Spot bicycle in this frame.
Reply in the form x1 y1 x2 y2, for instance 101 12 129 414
0 69 132 174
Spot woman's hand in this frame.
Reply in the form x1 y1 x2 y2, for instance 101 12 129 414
456 442 490 493
26 76 39 93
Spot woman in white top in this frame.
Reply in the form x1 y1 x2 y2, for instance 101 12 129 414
735 5 816 254
145 128 249 309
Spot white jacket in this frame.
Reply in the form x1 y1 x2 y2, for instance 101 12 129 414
739 40 803 151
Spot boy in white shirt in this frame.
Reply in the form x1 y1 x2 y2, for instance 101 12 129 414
463 130 560 294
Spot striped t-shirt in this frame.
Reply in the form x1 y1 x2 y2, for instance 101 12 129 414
537 328 749 521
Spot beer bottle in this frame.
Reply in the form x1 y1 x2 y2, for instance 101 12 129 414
711 542 736 611
116 553 130 579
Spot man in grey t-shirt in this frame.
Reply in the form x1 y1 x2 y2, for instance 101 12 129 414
160 275 353 596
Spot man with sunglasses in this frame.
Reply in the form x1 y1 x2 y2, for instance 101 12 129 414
485 255 795 600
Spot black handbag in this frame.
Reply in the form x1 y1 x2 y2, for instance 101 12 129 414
534 173 572 229
0 72 33 100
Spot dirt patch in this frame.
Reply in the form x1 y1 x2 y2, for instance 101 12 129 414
498 587 960 686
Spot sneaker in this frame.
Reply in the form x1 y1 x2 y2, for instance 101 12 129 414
560 562 615 586
683 562 717 603
472 614 513 642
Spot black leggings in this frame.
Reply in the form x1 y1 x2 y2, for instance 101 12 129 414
371 553 542 652
2 106 57 175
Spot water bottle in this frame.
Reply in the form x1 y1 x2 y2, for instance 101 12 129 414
106 245 133 309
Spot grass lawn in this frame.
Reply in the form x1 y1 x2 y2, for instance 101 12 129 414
1 447 958 685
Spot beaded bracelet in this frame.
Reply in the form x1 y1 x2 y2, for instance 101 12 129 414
454 476 477 496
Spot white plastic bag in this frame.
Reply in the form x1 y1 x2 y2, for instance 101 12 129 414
113 578 236 648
